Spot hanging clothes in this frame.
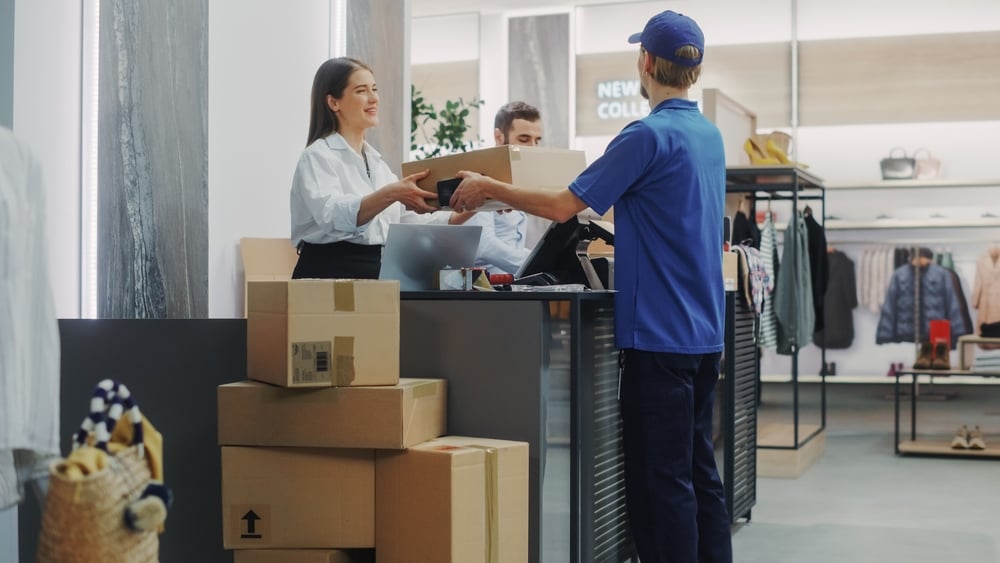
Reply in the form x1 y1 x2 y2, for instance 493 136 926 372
758 213 779 348
775 212 814 355
803 210 829 332
937 254 974 342
732 243 772 315
814 250 857 349
0 127 61 508
972 247 1000 330
731 208 761 249
876 260 969 346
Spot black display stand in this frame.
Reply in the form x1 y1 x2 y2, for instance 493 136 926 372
726 165 827 451
894 369 1000 458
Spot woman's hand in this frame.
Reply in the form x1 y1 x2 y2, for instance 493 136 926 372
386 169 437 213
449 171 496 212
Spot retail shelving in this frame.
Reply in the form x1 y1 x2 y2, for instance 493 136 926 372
726 165 827 454
893 369 1000 459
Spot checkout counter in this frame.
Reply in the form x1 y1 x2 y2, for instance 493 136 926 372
397 216 631 563
400 290 630 563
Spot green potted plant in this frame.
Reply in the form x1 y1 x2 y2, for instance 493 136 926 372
410 85 484 160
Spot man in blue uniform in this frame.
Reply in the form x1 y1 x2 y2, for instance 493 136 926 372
450 10 730 563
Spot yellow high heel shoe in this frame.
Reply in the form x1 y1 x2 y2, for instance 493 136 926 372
744 137 779 165
765 133 809 169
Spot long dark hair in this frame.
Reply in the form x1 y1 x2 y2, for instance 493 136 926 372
306 57 374 146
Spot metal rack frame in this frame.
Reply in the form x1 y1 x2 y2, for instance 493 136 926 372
726 165 827 450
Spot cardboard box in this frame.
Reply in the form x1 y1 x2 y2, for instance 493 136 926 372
723 251 738 292
247 279 399 388
222 447 374 549
218 379 446 449
234 549 373 563
375 436 529 563
401 145 587 211
239 237 300 317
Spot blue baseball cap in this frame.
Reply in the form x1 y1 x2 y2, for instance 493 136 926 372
627 10 704 67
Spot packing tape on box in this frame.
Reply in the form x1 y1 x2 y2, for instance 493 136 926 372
333 336 355 386
465 444 499 563
333 281 356 312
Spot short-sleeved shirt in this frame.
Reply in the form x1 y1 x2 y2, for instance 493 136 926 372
570 98 726 354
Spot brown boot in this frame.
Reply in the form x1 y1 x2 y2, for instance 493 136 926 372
932 341 951 370
913 342 933 370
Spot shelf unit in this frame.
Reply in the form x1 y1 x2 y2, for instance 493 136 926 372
727 165 827 451
893 369 1000 458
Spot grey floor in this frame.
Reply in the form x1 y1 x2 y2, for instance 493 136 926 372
734 381 1000 563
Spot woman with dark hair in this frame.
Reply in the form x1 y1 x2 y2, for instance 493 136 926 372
290 57 462 279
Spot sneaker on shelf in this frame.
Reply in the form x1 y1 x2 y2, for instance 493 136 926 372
968 426 987 450
950 425 970 449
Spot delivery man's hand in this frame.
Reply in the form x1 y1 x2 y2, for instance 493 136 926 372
387 169 437 213
450 171 496 212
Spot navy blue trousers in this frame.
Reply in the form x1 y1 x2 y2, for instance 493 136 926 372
619 349 732 563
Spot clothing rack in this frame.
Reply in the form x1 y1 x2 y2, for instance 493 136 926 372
726 165 827 451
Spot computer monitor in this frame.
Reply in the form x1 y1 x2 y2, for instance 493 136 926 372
515 216 614 289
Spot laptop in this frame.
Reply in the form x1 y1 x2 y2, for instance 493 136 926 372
378 223 483 291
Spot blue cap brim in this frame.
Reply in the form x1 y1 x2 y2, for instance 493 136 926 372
627 32 642 44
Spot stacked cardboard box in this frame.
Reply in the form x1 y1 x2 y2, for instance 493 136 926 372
221 278 529 562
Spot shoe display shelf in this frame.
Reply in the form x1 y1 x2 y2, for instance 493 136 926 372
893 368 1000 459
727 165 827 476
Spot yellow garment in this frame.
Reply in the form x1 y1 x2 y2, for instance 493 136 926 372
109 415 164 482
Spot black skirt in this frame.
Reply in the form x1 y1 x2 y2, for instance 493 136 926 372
292 241 382 279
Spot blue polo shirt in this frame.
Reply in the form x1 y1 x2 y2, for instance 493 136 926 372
570 98 725 354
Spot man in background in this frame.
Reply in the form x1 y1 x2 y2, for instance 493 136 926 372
470 101 545 274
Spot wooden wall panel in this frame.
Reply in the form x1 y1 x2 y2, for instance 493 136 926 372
799 31 1000 126
700 42 792 129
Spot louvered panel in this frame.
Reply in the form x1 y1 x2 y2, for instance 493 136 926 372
584 304 635 562
724 292 758 524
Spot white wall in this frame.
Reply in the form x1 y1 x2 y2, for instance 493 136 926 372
207 1 335 318
13 0 81 318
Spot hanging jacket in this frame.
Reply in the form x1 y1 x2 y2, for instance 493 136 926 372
972 249 1000 328
876 262 968 346
775 212 814 355
731 209 760 249
814 250 857 349
803 212 829 332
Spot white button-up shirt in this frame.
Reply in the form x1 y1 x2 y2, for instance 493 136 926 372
290 132 447 247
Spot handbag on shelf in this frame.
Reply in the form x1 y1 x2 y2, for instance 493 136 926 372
913 148 941 180
880 147 916 180
36 380 166 563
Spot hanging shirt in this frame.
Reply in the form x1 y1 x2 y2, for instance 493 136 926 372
758 213 779 348
774 212 814 354
972 248 1000 329
0 127 61 508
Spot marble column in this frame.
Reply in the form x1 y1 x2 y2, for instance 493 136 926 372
0 0 12 128
509 14 570 149
347 0 410 170
98 0 208 318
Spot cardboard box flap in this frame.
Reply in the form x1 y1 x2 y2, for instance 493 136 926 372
241 237 299 280
248 281 290 314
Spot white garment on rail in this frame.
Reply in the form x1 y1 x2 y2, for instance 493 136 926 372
0 127 60 457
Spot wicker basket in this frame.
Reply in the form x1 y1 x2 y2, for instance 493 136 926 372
36 380 160 563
